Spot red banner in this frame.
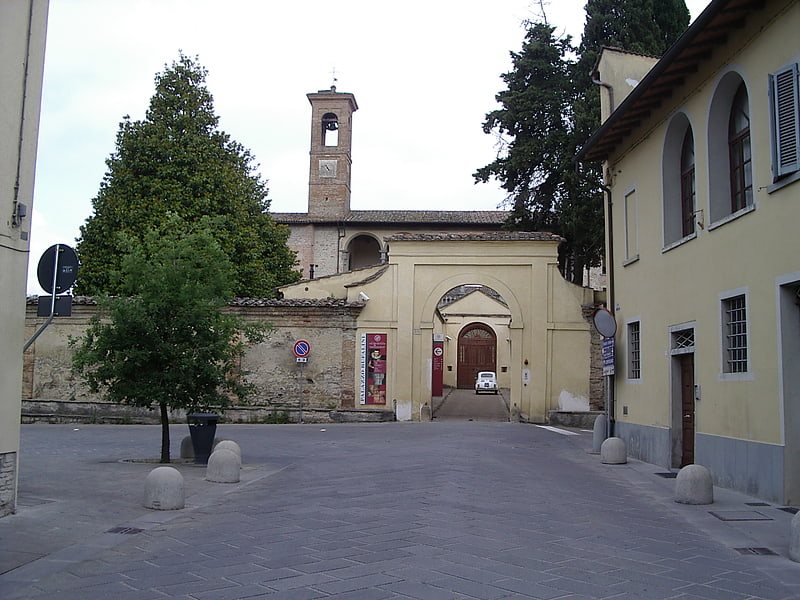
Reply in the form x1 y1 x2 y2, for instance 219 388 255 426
365 333 387 405
432 339 444 396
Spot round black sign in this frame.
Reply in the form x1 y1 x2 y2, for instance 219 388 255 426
37 244 79 294
592 307 618 338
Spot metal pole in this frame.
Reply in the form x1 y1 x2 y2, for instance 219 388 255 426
298 361 304 424
23 244 60 352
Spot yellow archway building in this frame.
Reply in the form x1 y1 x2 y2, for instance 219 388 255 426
280 232 596 422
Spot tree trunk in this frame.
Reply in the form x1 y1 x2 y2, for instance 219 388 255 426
159 402 171 463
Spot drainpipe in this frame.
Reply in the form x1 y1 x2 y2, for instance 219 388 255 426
12 0 36 229
592 72 615 118
600 181 615 439
337 221 345 273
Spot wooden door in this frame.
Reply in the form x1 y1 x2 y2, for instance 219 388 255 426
679 354 695 467
457 324 496 388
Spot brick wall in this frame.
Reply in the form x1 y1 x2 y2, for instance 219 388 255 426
582 303 606 411
22 298 364 422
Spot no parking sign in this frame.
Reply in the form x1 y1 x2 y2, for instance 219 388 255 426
293 340 310 363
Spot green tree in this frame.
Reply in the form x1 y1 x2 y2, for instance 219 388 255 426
476 2 689 284
71 215 270 463
75 53 300 297
475 23 597 282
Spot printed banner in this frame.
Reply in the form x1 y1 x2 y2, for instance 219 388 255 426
432 338 444 396
361 333 387 405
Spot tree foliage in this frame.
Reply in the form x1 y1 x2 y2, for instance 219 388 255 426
75 53 300 297
71 215 270 462
476 1 690 284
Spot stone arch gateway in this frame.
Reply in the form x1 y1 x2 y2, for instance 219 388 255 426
280 232 598 422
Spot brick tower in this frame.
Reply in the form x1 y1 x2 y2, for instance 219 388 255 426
307 86 358 218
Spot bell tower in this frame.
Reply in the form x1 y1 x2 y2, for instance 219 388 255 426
307 86 358 218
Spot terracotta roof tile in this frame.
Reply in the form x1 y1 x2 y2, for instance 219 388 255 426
272 210 508 225
384 232 564 242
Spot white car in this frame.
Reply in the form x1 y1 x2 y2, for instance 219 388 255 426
474 371 498 394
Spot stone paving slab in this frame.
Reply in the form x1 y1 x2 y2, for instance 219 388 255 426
1 423 800 599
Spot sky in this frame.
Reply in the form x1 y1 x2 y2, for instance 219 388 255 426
28 0 711 293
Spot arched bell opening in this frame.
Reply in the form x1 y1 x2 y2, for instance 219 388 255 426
322 112 339 147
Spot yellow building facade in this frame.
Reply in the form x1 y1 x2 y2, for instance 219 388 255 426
281 232 596 423
579 0 800 502
0 0 49 517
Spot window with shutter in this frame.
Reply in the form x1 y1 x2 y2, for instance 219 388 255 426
770 63 800 180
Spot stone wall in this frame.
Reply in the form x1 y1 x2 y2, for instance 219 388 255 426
583 303 606 411
0 452 16 517
23 297 366 423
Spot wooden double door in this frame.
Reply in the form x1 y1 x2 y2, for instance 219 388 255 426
457 324 497 388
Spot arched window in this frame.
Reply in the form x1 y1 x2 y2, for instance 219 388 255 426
680 129 696 238
662 113 696 246
708 73 754 224
729 84 752 212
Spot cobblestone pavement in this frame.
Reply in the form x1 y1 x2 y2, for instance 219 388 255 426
1 422 800 599
432 388 510 421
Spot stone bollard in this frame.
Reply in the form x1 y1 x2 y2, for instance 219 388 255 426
675 464 714 505
600 437 627 464
206 448 241 483
143 466 185 510
790 511 800 562
214 440 241 459
591 414 607 454
510 404 521 423
420 403 431 422
182 436 224 459
180 435 194 459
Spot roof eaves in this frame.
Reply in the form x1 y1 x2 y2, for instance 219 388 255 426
576 0 735 163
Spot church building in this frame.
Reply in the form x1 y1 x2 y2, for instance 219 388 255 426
272 87 509 278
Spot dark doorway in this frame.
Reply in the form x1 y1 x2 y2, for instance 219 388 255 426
679 354 695 467
457 323 496 389
348 235 381 270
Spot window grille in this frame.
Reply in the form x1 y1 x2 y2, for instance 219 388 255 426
671 328 695 352
628 321 641 379
723 295 748 373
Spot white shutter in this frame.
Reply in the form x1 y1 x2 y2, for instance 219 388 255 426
770 64 800 179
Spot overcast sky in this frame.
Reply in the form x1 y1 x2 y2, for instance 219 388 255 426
28 0 711 293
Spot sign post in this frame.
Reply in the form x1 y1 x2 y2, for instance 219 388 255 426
293 341 311 423
592 308 618 439
25 244 80 352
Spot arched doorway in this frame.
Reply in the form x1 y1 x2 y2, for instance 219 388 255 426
347 235 381 270
457 323 497 388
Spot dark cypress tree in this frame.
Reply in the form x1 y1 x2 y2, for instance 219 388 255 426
476 1 690 284
475 23 575 233
75 53 300 297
